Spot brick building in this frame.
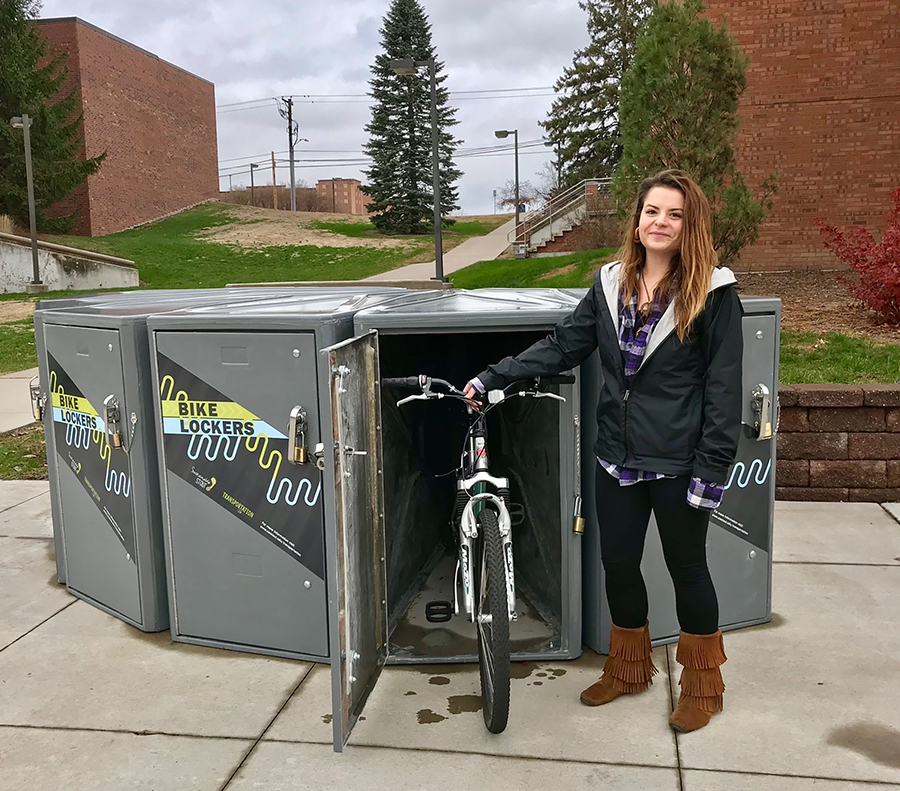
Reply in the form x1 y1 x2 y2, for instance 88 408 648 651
315 178 368 215
37 18 218 236
703 1 900 271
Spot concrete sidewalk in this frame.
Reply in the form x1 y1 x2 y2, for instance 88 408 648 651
1 482 899 789
0 367 38 433
365 218 516 282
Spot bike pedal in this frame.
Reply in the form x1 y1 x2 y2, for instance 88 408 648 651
425 600 453 623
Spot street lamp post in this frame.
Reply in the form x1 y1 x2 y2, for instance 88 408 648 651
9 114 42 290
249 162 259 207
495 128 520 235
389 58 445 282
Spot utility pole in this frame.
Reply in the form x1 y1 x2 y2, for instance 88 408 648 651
249 163 258 207
279 97 297 211
332 178 336 213
271 152 278 210
227 174 233 191
493 189 497 214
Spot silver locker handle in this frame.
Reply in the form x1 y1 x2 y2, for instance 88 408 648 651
750 384 773 441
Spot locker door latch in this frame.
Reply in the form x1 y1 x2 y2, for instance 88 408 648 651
751 384 772 441
103 395 123 449
288 406 309 464
29 376 45 421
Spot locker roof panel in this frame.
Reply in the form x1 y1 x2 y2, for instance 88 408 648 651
354 288 580 333
145 290 413 331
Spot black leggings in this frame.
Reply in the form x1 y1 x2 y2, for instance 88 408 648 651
594 466 719 635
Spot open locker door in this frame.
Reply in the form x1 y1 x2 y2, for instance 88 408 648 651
326 331 388 751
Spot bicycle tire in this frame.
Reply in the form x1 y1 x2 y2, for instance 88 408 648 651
474 508 511 734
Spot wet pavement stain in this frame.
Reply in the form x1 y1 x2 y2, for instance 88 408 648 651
509 661 540 680
405 690 417 696
447 694 482 715
322 714 332 724
550 668 566 676
417 708 448 724
536 671 547 677
827 722 900 768
533 681 543 686
429 676 451 685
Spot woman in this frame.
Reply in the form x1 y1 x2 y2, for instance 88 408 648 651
464 169 743 733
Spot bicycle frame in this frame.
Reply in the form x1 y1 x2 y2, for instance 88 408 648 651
454 410 517 626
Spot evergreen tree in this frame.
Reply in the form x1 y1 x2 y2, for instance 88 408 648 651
541 0 654 187
363 0 461 234
0 0 104 233
613 0 776 266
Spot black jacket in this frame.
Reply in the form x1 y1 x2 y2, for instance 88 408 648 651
476 262 744 483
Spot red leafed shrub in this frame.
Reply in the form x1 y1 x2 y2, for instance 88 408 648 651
814 188 900 324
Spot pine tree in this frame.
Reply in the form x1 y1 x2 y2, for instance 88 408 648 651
541 0 654 187
363 0 461 234
0 0 104 233
613 0 777 266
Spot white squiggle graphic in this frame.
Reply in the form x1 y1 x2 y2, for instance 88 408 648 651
65 423 91 449
725 459 771 490
187 434 241 462
267 477 322 507
105 468 131 496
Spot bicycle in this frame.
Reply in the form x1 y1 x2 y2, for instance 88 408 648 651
381 374 568 734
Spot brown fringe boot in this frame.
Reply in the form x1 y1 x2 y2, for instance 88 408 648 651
580 622 657 706
669 630 727 732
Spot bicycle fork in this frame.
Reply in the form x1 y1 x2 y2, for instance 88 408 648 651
454 474 517 625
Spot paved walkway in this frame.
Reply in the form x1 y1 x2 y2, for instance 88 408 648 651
0 367 38 433
365 218 516 282
1 481 899 789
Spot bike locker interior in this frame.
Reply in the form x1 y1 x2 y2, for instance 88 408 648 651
143 290 410 669
32 287 400 632
352 289 584 667
570 291 782 652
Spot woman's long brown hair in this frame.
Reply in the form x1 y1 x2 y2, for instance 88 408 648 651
616 170 719 341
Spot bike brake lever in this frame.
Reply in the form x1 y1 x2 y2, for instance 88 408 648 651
396 393 446 407
517 390 567 403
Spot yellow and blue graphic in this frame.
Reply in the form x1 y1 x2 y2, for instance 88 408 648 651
47 353 135 560
157 353 325 579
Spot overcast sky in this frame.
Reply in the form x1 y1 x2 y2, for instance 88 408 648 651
39 0 590 216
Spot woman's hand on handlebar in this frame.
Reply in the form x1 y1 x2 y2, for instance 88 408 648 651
462 382 482 409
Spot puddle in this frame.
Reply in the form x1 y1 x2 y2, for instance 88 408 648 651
429 676 450 685
827 722 900 768
417 708 448 724
405 690 417 696
322 714 332 724
447 694 482 714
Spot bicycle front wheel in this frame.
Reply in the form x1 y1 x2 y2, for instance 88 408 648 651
475 508 511 734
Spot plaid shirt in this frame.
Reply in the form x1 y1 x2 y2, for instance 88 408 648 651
598 287 724 512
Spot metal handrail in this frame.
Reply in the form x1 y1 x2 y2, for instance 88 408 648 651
507 178 611 246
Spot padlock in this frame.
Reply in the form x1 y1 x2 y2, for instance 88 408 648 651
111 431 123 449
294 439 308 464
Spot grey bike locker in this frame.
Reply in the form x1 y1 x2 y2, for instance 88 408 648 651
351 288 584 667
577 294 781 652
145 291 409 669
32 287 365 627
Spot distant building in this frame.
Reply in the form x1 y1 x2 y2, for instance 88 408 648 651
37 18 218 236
316 178 368 215
702 0 899 271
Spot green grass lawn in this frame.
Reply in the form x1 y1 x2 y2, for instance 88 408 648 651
0 319 37 375
39 204 434 289
0 424 46 480
450 249 617 289
309 217 508 241
779 331 900 384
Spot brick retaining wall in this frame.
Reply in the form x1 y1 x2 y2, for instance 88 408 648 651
776 384 900 501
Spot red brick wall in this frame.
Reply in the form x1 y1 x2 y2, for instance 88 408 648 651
777 384 900 501
37 18 218 236
702 1 900 271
